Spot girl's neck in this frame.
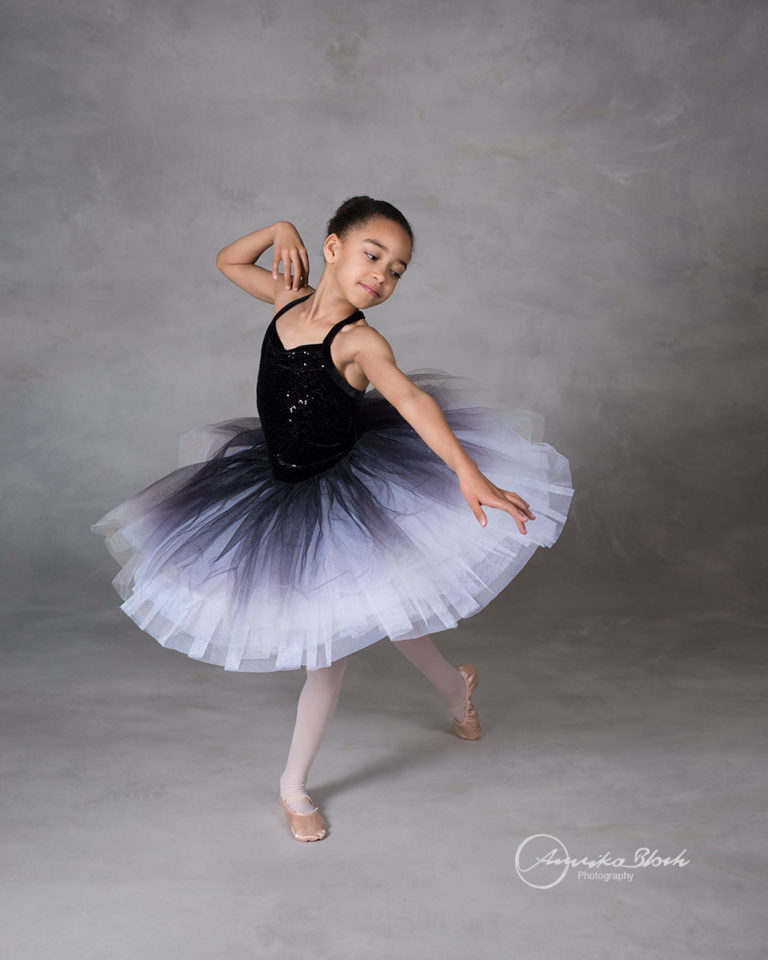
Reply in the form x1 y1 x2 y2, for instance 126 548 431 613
300 272 357 323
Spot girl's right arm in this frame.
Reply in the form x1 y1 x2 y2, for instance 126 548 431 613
215 221 311 303
353 330 536 532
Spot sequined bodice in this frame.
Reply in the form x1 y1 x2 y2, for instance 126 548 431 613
256 295 367 482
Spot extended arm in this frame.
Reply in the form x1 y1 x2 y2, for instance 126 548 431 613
215 221 310 303
354 331 536 532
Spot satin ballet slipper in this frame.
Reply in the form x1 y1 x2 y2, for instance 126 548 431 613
279 793 328 841
449 664 481 740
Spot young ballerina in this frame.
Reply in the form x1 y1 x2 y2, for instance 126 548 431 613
92 197 574 842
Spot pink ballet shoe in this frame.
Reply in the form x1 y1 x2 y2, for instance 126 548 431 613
279 793 328 841
449 664 481 740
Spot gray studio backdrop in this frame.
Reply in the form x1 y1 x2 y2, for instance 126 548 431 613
3 0 766 620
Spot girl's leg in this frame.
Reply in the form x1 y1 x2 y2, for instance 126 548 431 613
279 656 349 814
390 634 468 720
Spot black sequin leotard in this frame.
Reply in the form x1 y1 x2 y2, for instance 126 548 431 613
256 294 366 482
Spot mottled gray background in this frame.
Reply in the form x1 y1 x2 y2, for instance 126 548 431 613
3 1 766 611
3 4 768 959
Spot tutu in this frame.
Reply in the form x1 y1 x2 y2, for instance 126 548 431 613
92 368 574 672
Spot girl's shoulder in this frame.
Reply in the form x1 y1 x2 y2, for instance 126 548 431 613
335 315 385 346
334 318 398 369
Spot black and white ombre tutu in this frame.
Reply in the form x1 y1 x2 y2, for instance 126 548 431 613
93 298 574 672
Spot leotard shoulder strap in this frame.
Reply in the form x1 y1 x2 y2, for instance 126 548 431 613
321 309 365 348
272 294 364 348
272 293 312 322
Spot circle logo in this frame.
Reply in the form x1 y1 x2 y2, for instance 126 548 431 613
515 834 570 889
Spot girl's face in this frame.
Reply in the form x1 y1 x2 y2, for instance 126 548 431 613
325 216 412 309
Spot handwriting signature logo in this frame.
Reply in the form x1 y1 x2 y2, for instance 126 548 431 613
515 834 690 889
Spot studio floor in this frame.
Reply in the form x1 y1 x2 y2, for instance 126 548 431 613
2 586 766 960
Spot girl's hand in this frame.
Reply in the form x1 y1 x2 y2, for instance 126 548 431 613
272 222 310 292
457 463 536 533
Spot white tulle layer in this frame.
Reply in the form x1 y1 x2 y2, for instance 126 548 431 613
92 370 574 671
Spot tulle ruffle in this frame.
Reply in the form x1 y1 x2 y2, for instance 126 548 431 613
92 369 574 671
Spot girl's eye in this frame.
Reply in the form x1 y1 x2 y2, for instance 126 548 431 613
365 249 401 278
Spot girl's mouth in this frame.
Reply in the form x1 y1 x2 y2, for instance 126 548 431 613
360 283 380 298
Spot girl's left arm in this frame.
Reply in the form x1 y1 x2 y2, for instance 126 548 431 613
354 331 535 532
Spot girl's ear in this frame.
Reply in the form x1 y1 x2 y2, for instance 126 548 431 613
323 233 341 264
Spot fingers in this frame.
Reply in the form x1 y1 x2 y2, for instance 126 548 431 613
497 503 529 535
471 497 524 532
272 223 309 290
272 245 309 290
272 247 290 286
461 473 537 532
481 493 534 534
484 496 528 534
500 498 533 534
289 246 309 290
284 248 295 289
500 488 535 519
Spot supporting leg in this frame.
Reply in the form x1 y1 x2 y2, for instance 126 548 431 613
279 656 348 814
391 634 468 721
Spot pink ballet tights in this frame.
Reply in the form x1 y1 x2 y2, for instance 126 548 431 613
391 635 468 717
279 656 349 814
279 636 467 814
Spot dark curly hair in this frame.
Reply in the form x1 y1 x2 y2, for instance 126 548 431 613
326 196 414 250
